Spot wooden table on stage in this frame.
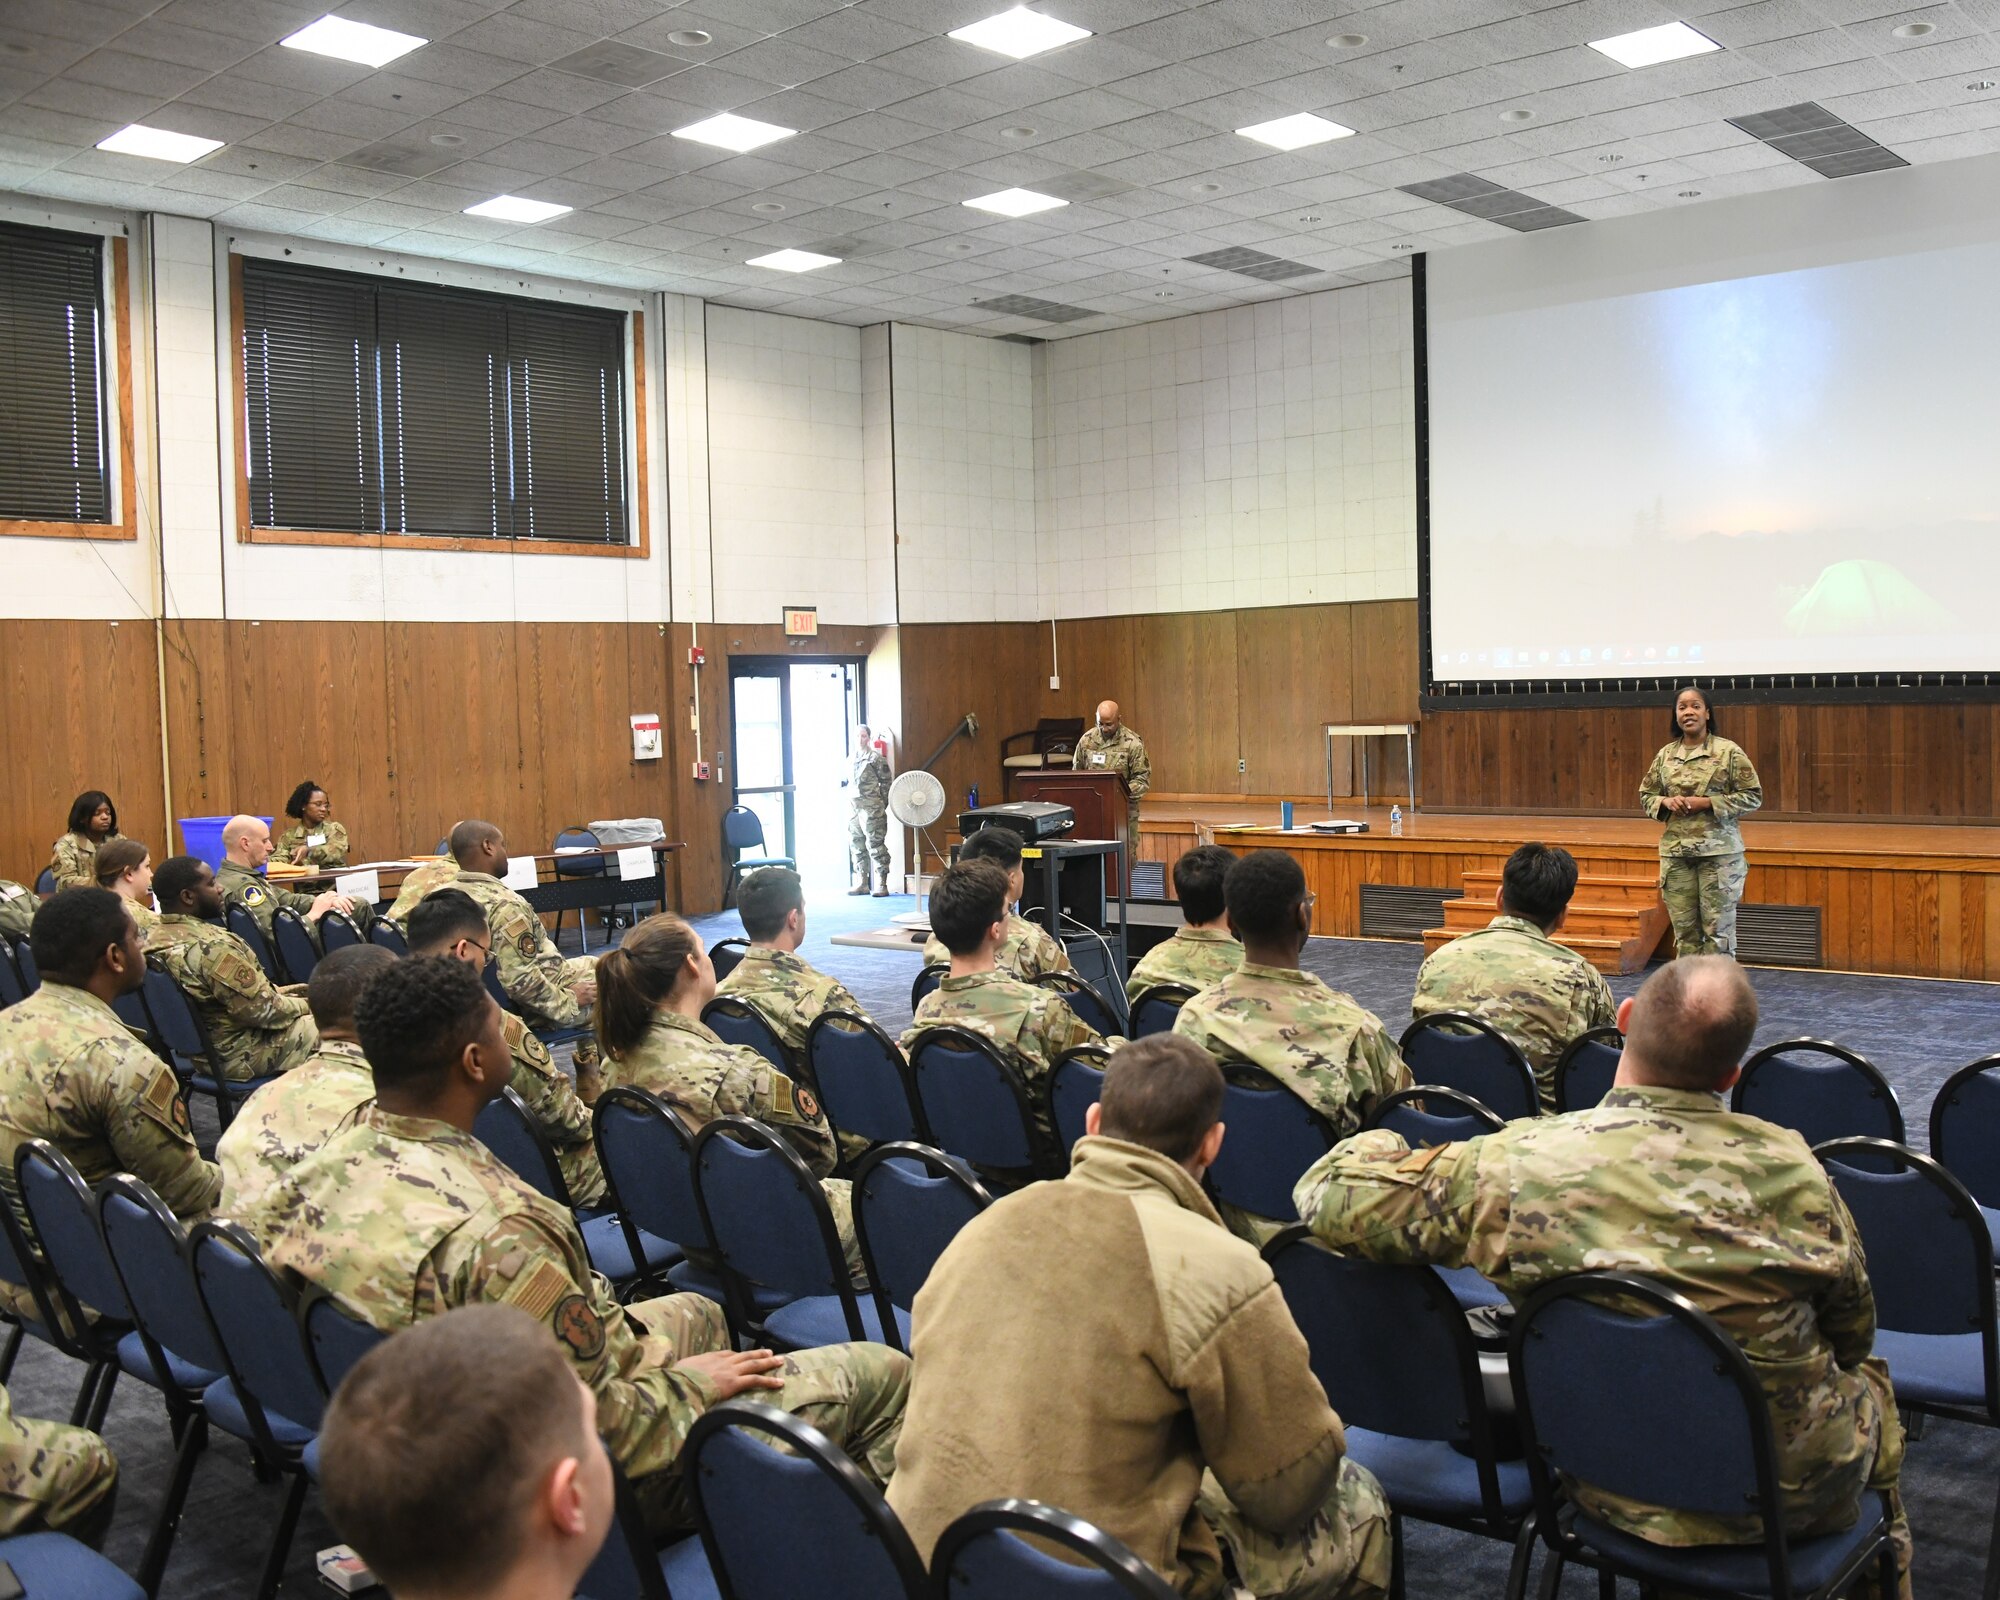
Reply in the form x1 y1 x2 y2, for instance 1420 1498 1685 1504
1324 722 1418 810
274 842 686 918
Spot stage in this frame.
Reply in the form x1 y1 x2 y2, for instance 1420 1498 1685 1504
1135 801 2000 982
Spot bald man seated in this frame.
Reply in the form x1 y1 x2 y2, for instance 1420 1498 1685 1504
217 814 374 950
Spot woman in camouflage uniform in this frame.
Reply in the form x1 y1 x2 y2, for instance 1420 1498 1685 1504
1640 686 1762 958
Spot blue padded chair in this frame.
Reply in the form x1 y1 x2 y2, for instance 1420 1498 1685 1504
1036 971 1123 1040
1510 1271 1898 1600
0 1532 144 1599
1204 1062 1337 1223
910 962 947 1013
1733 1039 1904 1151
269 908 321 985
0 944 25 1010
701 995 789 1074
9 940 37 995
480 961 593 1057
576 1463 716 1600
223 905 280 982
1050 1044 1111 1162
907 1025 1055 1187
1817 1136 2000 1596
851 1143 991 1354
1553 1026 1624 1113
552 826 609 955
683 1402 927 1600
1129 982 1197 1039
708 938 751 983
1361 1086 1508 1312
139 962 276 1136
1397 1014 1539 1122
722 807 794 909
299 1288 385 1398
33 870 55 896
805 1011 925 1149
368 919 409 956
691 1116 892 1349
932 1499 1178 1600
1264 1227 1532 1595
1928 1055 2000 1262
474 1088 677 1294
316 909 364 954
110 987 154 1049
186 1221 323 1600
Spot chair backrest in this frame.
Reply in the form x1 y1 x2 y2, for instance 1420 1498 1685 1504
1363 1085 1506 1148
474 1087 573 1208
0 945 24 1009
932 1499 1180 1600
482 959 522 1017
1049 1045 1110 1157
594 1088 709 1258
110 987 154 1047
700 996 790 1073
139 965 213 1073
222 905 279 981
804 1011 924 1146
98 1175 230 1377
910 962 947 1013
1204 1063 1337 1220
1129 983 1197 1039
1929 1055 2000 1210
1036 972 1120 1039
299 1288 387 1397
576 1465 675 1600
851 1144 990 1346
369 920 409 956
1816 1139 1999 1411
554 827 606 878
189 1221 327 1433
907 1026 1046 1179
1397 1013 1539 1121
691 1118 856 1334
270 908 320 985
1509 1272 1795 1596
723 806 767 853
1553 1027 1623 1114
34 869 55 895
708 938 751 983
14 1143 132 1324
0 1178 60 1339
9 940 36 994
1733 1040 1904 1148
684 1403 929 1600
318 910 364 953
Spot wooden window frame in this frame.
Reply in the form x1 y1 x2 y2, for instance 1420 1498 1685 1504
0 233 137 543
227 253 651 561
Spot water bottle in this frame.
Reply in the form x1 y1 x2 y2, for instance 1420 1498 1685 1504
1390 804 1403 837
967 786 979 810
1280 800 1294 830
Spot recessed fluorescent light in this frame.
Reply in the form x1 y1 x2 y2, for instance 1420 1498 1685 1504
1235 112 1355 151
963 187 1068 217
671 113 796 153
1586 21 1721 68
95 124 223 163
948 7 1092 60
748 248 841 272
464 195 572 223
280 14 426 68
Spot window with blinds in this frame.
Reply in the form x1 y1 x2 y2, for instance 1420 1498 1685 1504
0 222 109 525
239 257 631 545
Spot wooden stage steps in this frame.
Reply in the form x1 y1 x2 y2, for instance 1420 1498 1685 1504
1422 870 1671 975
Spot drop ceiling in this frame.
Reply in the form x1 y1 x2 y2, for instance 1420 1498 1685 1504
1 0 1997 338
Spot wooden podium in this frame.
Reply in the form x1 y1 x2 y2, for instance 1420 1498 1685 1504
1011 770 1132 890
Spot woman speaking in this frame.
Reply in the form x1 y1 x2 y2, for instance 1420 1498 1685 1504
1640 686 1762 958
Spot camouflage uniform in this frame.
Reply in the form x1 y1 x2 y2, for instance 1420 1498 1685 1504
1410 915 1616 1110
848 748 891 890
0 1386 116 1542
903 970 1104 1146
144 915 318 1081
216 1038 374 1229
388 859 460 921
262 1105 908 1532
217 857 373 945
717 946 869 1072
274 819 349 869
1126 927 1242 1003
922 911 1071 981
1174 964 1411 1243
1296 1086 1911 1594
1072 725 1151 845
122 899 157 938
606 1010 858 1277
50 832 122 892
0 882 33 945
502 1012 604 1209
1640 735 1762 959
0 980 218 1222
437 872 598 1070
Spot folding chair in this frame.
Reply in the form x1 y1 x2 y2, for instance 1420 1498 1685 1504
910 962 948 1013
708 938 751 983
700 996 789 1074
1930 1054 2000 1262
368 919 409 956
0 944 25 1010
298 1287 385 1398
0 1154 122 1430
1204 1062 1337 1223
721 808 794 910
269 908 321 985
316 909 364 954
221 906 281 983
1129 982 1197 1039
805 1011 927 1150
1035 970 1123 1039
1553 1026 1624 1113
906 1025 1056 1187
850 1143 991 1354
0 1532 144 1599
9 942 35 994
139 962 277 1137
1734 1039 1904 1150
932 1499 1178 1600
575 1462 715 1600
552 827 609 955
1360 1084 1508 1309
1049 1043 1112 1161
1397 1013 1539 1122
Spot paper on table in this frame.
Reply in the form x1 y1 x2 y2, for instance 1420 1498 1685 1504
615 845 653 881
335 869 380 904
502 856 539 891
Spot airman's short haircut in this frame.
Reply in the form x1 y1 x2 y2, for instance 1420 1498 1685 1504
448 820 502 865
405 889 488 954
1172 845 1234 925
1096 1035 1225 1161
737 868 805 941
354 956 490 1096
958 827 1025 872
1624 955 1758 1091
928 860 1011 956
151 856 208 910
31 888 135 987
1500 843 1579 931
1222 849 1307 942
308 944 397 1033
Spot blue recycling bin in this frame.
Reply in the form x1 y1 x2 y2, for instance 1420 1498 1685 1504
178 816 271 873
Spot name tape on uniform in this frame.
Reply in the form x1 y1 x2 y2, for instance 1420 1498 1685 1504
615 846 653 882
334 869 380 904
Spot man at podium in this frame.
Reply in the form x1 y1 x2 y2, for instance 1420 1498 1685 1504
1071 701 1150 847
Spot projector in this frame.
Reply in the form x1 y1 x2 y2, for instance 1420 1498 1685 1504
957 802 1075 842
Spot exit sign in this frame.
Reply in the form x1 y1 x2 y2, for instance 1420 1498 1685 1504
783 606 819 637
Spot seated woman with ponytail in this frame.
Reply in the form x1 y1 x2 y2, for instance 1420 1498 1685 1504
595 915 864 1279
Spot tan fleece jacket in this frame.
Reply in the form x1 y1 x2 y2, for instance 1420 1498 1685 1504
887 1136 1347 1594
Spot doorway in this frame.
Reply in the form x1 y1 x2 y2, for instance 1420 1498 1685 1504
729 657 866 895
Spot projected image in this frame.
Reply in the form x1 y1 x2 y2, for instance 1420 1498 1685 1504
1427 238 2000 679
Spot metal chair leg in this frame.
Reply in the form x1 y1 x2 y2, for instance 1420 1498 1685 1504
84 1362 119 1431
68 1359 111 1428
1502 1518 1539 1600
1535 1545 1566 1600
253 1472 310 1600
1983 1471 2000 1600
138 1413 207 1596
1388 1513 1405 1600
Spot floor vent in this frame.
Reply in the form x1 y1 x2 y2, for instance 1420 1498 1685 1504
1359 883 1462 940
1737 904 1823 968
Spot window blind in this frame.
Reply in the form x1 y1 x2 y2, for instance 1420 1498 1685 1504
0 222 108 524
240 257 631 545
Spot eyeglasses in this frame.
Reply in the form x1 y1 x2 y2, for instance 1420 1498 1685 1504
459 937 493 961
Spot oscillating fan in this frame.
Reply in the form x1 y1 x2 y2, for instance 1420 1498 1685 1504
889 770 948 914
